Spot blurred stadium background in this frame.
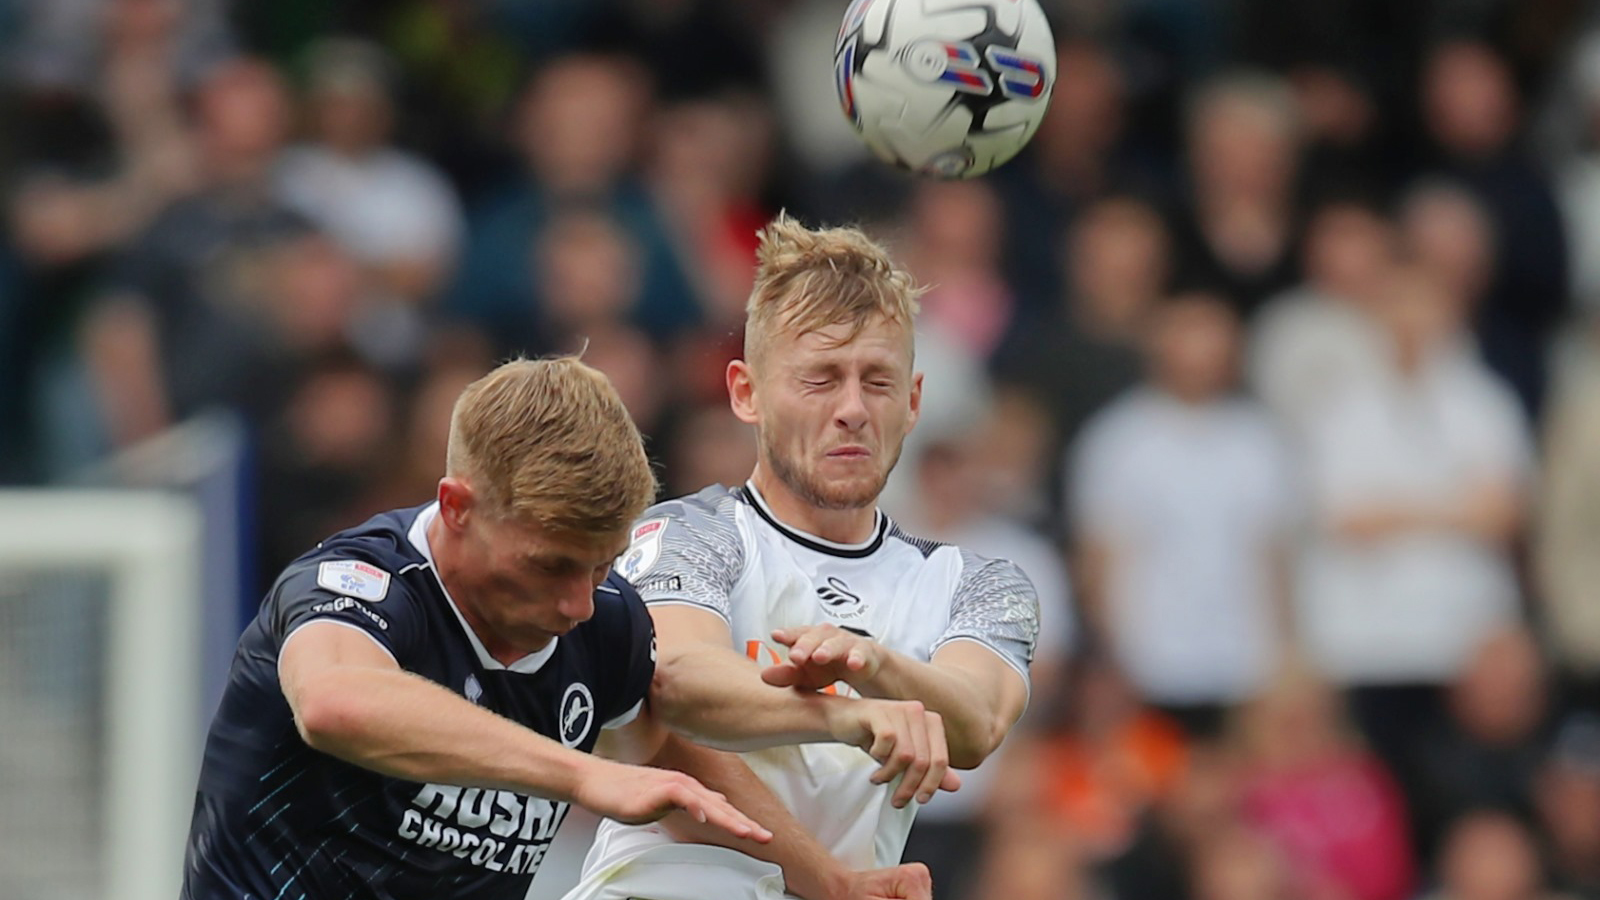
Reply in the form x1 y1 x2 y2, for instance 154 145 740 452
4 1 1600 899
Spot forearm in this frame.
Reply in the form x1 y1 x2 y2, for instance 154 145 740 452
853 650 1003 768
293 665 590 801
650 736 848 900
652 647 849 751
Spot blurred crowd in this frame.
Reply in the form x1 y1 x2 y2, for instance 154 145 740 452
6 1 1600 899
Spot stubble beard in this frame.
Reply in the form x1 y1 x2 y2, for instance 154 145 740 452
759 429 904 512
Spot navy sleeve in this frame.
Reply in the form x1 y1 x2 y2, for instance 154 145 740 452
594 574 657 729
265 554 426 666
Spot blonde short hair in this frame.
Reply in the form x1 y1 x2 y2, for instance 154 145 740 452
744 213 923 366
445 357 656 537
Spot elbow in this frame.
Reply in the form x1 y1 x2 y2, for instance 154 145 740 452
948 717 1009 770
292 686 361 753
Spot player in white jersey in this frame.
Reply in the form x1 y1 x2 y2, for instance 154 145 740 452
562 215 1040 900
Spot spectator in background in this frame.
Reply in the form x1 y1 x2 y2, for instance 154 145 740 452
646 93 772 329
255 350 399 580
276 38 465 310
1536 715 1600 900
1421 812 1575 900
1420 40 1568 416
1071 293 1299 737
901 179 1016 363
1188 825 1303 900
995 195 1167 475
1003 655 1189 900
970 818 1090 900
995 38 1132 311
363 344 490 514
1288 65 1390 195
1170 72 1303 318
1232 668 1416 900
448 54 700 353
647 93 775 408
659 403 758 501
255 232 367 369
896 428 1076 900
1249 198 1397 432
7 0 212 269
527 204 643 351
1398 180 1497 363
1557 33 1600 317
71 57 306 463
6 0 217 479
1537 310 1600 705
578 326 667 441
1295 264 1530 774
1407 628 1551 860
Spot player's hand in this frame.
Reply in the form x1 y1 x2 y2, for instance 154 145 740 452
764 625 885 691
825 697 961 808
838 863 933 900
571 759 773 843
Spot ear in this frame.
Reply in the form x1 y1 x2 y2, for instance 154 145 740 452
436 476 475 532
728 358 759 425
906 371 924 433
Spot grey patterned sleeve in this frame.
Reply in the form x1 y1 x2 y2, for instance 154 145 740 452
613 486 746 623
931 549 1040 688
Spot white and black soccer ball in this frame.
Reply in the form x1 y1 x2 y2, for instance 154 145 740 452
834 0 1056 179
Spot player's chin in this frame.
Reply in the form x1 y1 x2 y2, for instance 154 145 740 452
812 473 887 509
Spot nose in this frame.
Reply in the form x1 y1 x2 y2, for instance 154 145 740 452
834 379 869 432
558 576 596 624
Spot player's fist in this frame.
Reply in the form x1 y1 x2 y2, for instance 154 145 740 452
826 698 961 808
570 759 773 843
840 862 933 900
765 624 884 691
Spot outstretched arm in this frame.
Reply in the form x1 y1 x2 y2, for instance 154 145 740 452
763 555 1038 769
649 603 960 807
764 627 1028 769
278 620 767 839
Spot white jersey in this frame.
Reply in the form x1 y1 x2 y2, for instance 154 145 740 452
591 482 1039 872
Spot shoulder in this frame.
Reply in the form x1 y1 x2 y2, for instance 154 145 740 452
271 507 428 603
884 520 948 559
954 547 1038 601
618 485 747 579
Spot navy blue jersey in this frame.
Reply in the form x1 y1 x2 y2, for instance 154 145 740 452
182 503 655 900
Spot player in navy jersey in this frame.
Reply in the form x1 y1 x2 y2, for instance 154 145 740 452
183 356 960 900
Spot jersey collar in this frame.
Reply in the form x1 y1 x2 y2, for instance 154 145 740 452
741 481 888 558
407 502 560 675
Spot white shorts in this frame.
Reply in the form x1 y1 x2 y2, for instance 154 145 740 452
558 844 792 900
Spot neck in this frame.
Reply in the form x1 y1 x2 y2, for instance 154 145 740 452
749 465 879 545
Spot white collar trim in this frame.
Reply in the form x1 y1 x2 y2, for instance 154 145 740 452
408 502 559 675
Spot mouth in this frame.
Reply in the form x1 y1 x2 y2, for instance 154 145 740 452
825 446 871 459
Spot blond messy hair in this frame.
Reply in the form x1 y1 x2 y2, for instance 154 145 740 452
744 213 923 366
445 357 656 537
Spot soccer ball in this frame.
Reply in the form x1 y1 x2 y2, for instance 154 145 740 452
834 0 1056 179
